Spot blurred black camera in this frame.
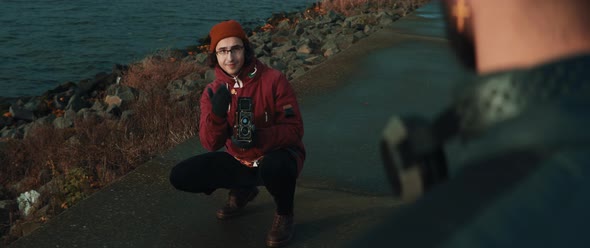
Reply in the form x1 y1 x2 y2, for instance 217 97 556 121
234 97 254 143
380 115 450 202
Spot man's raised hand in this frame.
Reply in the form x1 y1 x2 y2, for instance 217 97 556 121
208 86 231 118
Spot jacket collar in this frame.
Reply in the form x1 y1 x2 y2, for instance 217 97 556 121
214 58 262 88
444 54 590 166
451 54 590 140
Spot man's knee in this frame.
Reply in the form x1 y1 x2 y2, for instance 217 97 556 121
169 158 211 193
260 150 297 178
169 162 189 191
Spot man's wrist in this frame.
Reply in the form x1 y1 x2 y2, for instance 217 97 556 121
209 112 226 124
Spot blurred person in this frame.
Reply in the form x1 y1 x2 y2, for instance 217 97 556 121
169 20 305 247
365 0 590 247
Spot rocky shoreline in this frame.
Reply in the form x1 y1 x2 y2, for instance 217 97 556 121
0 1 425 244
0 4 409 140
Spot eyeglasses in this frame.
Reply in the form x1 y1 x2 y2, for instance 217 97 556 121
215 45 244 56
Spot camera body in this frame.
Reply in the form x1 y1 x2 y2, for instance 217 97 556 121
381 115 449 202
234 97 255 143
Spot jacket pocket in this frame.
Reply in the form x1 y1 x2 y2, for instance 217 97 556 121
255 108 272 129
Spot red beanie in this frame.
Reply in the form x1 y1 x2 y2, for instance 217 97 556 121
209 20 248 52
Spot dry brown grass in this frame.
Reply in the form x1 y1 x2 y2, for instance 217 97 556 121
320 0 429 16
0 50 206 243
122 50 206 152
395 0 430 14
124 51 207 91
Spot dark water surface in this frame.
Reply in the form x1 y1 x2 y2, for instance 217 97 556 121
0 0 316 97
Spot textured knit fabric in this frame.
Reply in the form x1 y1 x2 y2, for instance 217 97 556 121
208 20 248 52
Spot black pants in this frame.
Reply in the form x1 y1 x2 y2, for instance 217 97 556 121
169 149 297 215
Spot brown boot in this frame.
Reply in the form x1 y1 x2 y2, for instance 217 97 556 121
266 213 294 247
216 187 259 220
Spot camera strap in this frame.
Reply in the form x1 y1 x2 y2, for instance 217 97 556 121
232 76 243 89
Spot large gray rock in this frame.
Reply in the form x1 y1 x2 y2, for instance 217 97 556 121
282 51 298 62
345 15 377 32
167 79 205 101
293 25 305 36
289 67 307 80
274 28 291 38
24 115 56 138
37 179 60 203
304 29 324 42
258 57 272 67
376 11 395 26
255 45 271 58
183 71 203 82
76 108 101 121
9 104 35 122
91 101 106 112
304 55 325 65
296 38 319 55
105 84 138 104
271 60 288 72
78 72 116 96
32 115 55 128
324 10 344 23
324 47 341 58
342 19 352 29
256 31 272 43
364 25 372 34
52 110 76 129
271 35 292 46
353 31 367 40
321 39 339 52
335 33 357 50
104 84 139 113
272 44 296 57
204 69 216 82
0 126 14 138
276 19 291 30
23 96 42 113
195 53 208 64
297 43 314 54
66 94 86 112
53 88 77 110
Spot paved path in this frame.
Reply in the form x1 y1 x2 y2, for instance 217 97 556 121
9 3 470 247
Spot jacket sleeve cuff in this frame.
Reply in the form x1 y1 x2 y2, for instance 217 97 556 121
208 113 226 125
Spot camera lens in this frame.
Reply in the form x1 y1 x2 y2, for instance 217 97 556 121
240 127 250 136
242 117 249 124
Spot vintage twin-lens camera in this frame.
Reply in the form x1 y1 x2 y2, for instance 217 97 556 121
234 97 255 143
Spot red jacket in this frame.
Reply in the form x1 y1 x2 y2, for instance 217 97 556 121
199 59 305 175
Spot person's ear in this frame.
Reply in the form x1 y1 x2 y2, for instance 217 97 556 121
441 0 477 71
443 0 474 37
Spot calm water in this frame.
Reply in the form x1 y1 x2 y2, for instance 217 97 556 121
0 0 317 97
